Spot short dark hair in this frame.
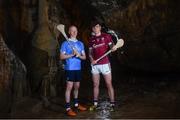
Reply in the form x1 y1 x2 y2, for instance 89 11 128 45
90 20 102 28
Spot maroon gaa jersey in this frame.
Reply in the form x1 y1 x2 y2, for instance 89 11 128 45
89 33 113 64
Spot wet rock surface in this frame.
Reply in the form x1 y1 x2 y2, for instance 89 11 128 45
0 35 27 115
8 75 180 119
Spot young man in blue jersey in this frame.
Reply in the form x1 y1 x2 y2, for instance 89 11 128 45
60 25 87 116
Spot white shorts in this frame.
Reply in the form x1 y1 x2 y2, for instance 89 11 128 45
91 63 111 75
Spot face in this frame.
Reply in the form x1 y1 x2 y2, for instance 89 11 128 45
69 26 78 38
92 24 101 35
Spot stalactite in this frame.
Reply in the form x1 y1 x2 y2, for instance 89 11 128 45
32 0 57 55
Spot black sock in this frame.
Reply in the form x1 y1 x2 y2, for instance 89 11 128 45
65 103 71 111
110 101 115 107
74 98 78 107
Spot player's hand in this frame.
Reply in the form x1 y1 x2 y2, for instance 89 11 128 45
91 60 97 65
73 49 80 57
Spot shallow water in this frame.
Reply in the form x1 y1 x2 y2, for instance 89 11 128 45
6 74 180 119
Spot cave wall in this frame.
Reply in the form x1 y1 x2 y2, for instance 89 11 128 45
52 0 180 72
0 0 69 113
79 0 180 72
0 0 30 114
104 0 180 72
1 0 180 75
2 0 179 74
0 34 27 114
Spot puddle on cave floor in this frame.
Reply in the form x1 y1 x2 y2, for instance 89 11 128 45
7 75 180 119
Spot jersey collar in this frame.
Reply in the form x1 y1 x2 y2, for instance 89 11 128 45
68 38 78 42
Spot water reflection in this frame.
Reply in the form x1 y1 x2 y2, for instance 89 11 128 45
95 101 112 119
8 74 180 119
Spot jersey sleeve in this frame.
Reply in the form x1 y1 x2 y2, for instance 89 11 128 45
106 34 113 45
60 41 67 54
80 42 85 54
88 38 93 49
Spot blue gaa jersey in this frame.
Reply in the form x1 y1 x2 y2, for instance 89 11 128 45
60 39 85 70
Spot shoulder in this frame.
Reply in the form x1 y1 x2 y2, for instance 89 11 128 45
60 40 68 47
76 40 85 47
62 40 69 44
89 37 94 42
101 33 112 39
101 33 111 37
76 40 84 44
61 40 67 44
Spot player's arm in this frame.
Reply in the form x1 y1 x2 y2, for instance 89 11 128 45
107 34 120 52
77 50 86 60
89 48 97 65
60 51 75 60
75 42 86 60
60 42 75 60
106 34 116 52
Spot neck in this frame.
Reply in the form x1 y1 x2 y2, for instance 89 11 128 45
70 37 76 39
95 32 101 36
69 37 78 42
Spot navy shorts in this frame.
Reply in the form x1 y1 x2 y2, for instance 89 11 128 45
65 70 82 82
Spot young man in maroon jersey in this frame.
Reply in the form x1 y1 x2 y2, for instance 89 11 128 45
88 21 118 110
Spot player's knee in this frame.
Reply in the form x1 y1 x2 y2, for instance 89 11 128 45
74 84 80 90
93 82 99 88
66 84 73 91
106 82 113 89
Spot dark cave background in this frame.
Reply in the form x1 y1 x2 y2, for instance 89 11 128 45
0 0 180 118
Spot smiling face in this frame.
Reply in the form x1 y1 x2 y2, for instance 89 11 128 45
68 26 78 38
92 24 101 36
